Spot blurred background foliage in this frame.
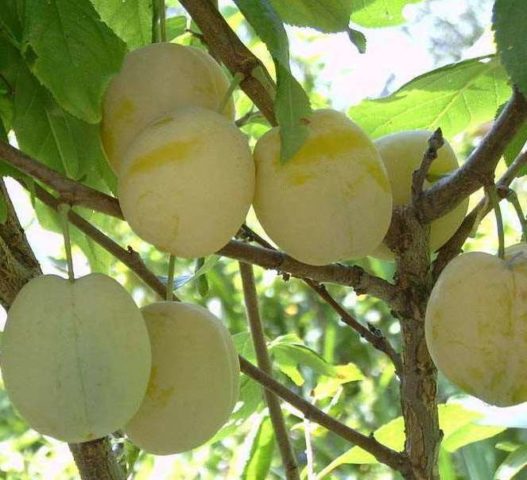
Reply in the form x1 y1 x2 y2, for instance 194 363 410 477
1 0 527 478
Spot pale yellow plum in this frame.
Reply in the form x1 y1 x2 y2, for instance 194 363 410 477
253 109 392 266
124 302 240 455
425 244 527 407
118 107 254 258
1 274 151 443
372 130 469 260
101 42 235 172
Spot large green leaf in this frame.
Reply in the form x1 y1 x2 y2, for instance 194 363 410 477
494 445 527 480
317 403 504 477
493 0 527 96
90 0 152 50
3 47 109 185
23 0 126 123
349 56 510 140
351 0 423 27
270 0 352 32
0 0 24 44
234 0 311 162
242 416 275 479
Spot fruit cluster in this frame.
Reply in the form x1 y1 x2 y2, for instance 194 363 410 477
103 43 468 266
3 40 523 461
2 274 239 453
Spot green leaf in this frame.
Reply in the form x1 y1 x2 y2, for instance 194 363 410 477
347 27 367 54
270 342 336 385
172 255 219 290
349 56 511 140
166 15 187 41
212 374 263 442
0 0 23 45
312 363 365 400
242 416 275 479
317 403 504 477
90 0 152 49
15 66 106 181
269 0 352 32
234 0 311 162
0 194 8 224
493 0 527 97
503 120 527 178
351 0 423 27
438 448 457 480
234 332 257 363
494 444 527 480
23 0 127 123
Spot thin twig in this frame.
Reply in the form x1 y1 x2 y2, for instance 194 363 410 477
306 280 403 376
239 262 300 480
239 356 410 474
411 128 444 202
32 184 179 301
433 150 527 277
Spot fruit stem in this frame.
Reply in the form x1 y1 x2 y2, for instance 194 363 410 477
152 0 166 43
166 254 176 301
505 188 527 242
487 185 505 259
218 72 244 114
58 204 75 282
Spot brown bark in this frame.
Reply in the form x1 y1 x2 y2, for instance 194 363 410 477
69 439 125 480
392 207 441 480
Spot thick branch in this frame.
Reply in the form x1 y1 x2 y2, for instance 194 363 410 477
417 88 527 223
239 356 410 475
0 140 122 218
239 262 299 480
69 440 125 480
179 0 276 124
0 180 41 308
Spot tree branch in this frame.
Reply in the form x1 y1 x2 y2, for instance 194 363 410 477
220 241 399 305
416 88 527 223
239 261 300 480
69 439 125 480
433 149 527 277
179 0 276 124
0 140 122 219
238 225 402 370
238 356 410 475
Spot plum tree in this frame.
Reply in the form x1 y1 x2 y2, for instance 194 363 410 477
372 130 469 260
101 42 235 172
1 274 151 443
425 244 527 407
253 109 392 266
118 106 254 258
124 302 239 455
